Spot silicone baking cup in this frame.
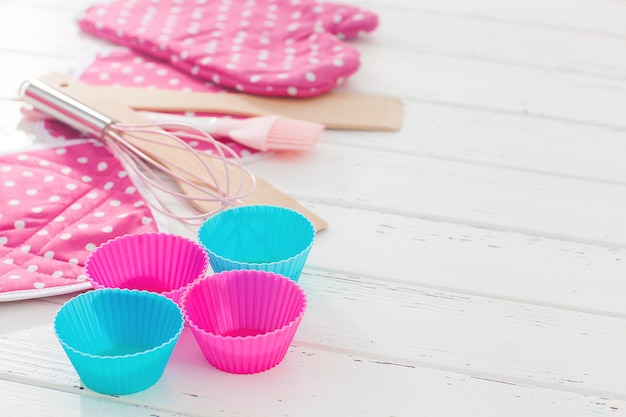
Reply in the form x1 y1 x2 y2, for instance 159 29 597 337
54 288 184 395
198 205 315 281
85 232 209 305
181 269 307 374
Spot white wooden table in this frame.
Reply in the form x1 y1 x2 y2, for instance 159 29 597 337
2 0 626 415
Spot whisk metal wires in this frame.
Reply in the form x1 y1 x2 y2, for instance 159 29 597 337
21 77 256 223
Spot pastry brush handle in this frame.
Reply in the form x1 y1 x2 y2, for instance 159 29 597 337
140 111 264 137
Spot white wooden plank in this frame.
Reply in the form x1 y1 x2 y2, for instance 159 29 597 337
11 0 626 42
304 204 626 314
6 1 626 81
0 52 74 99
343 44 626 130
0 99 42 151
249 141 626 246
1 305 625 417
297 269 626 397
324 99 626 184
355 0 626 38
0 3 108 57
1 379 187 417
149 333 626 417
353 5 626 80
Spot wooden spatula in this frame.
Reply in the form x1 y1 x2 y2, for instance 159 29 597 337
84 85 403 131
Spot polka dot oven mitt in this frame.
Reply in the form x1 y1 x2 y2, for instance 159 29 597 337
0 141 158 301
78 0 379 97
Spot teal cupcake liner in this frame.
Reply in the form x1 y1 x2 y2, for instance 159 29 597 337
198 205 315 281
54 288 184 395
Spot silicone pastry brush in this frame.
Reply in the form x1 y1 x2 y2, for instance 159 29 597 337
142 112 324 151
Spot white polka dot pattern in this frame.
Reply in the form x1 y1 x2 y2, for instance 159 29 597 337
0 142 157 296
78 0 378 97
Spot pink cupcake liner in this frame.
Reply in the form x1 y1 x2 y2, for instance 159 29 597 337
181 269 307 374
86 232 209 305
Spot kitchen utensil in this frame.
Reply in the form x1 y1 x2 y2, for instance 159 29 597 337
21 72 327 230
141 112 324 151
83 85 402 131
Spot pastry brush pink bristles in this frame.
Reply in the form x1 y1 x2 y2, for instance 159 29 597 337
141 112 324 152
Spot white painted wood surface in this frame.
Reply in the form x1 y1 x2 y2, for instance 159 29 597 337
1 0 625 415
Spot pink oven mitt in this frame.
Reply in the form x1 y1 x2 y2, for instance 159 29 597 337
78 0 378 97
0 141 158 301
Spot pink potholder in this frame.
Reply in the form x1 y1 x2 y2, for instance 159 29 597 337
78 0 379 97
0 141 158 301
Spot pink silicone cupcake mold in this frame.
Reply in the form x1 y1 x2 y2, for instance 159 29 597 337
181 269 307 374
85 232 209 306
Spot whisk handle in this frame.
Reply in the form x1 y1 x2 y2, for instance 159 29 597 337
21 76 113 137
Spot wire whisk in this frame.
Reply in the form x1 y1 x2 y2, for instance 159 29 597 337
21 76 256 224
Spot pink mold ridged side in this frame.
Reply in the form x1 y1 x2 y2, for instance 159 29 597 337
86 232 209 305
181 269 307 374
